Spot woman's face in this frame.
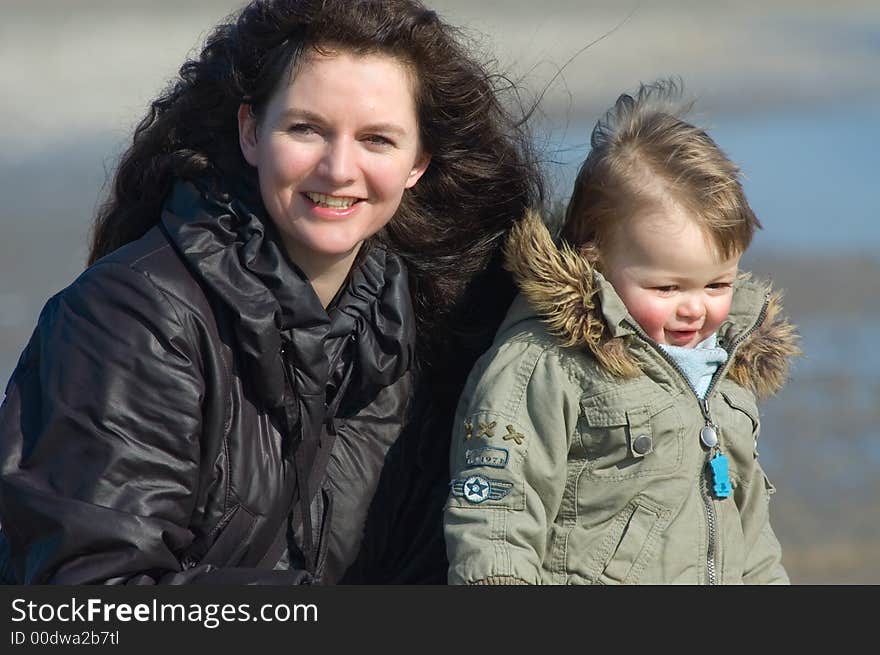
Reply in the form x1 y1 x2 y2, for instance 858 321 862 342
239 50 430 276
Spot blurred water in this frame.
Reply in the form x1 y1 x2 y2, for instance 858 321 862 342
713 103 880 255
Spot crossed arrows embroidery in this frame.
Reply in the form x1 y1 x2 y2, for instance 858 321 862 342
463 419 526 445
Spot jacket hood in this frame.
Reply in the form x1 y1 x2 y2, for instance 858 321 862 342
502 211 800 399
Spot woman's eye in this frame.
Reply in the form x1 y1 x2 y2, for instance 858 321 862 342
364 134 393 147
288 123 317 135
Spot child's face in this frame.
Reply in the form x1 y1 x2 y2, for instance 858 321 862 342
600 202 741 348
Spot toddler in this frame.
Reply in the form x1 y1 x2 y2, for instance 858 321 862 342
443 80 800 584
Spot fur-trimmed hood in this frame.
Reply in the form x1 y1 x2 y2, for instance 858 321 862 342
502 211 800 399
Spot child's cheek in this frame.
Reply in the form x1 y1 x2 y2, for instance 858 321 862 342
705 296 733 333
627 297 670 341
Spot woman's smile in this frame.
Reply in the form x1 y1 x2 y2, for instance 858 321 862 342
303 191 362 210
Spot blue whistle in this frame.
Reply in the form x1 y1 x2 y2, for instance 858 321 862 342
709 453 731 498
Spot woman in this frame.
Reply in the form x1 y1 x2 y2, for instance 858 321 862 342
0 0 543 584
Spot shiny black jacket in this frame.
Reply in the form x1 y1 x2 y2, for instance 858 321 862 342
0 179 417 584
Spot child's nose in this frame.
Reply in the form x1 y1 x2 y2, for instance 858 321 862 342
677 294 703 319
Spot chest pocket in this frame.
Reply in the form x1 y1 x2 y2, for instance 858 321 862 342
579 384 683 480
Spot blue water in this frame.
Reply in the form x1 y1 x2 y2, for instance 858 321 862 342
712 102 879 254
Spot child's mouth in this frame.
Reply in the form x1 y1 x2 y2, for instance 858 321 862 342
667 330 697 345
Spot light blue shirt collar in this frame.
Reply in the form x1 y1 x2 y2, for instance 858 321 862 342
659 333 729 398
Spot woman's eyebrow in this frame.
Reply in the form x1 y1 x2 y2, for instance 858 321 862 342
278 108 407 136
278 108 324 123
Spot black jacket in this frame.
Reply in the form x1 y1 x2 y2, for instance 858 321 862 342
0 179 417 584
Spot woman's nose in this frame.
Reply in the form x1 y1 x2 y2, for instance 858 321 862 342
319 138 357 185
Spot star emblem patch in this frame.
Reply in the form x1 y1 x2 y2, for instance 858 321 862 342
450 475 514 504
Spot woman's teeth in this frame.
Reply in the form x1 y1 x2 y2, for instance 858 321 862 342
305 192 358 209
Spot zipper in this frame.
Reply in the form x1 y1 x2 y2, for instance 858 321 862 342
278 344 317 573
621 292 769 585
278 345 301 450
700 466 718 584
697 398 720 585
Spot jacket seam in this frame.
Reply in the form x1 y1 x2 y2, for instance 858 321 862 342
89 258 188 334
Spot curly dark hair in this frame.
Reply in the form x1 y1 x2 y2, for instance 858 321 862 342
89 0 544 379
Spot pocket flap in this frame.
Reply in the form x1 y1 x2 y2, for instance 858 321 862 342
598 501 663 584
581 387 674 427
626 407 653 458
720 388 759 430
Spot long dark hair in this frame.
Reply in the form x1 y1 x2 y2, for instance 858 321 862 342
89 0 544 378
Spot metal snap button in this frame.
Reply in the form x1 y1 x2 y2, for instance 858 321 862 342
632 434 653 456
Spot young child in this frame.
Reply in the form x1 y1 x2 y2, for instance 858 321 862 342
443 80 800 584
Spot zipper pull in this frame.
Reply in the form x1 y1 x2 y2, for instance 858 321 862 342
699 399 719 448
700 423 718 448
700 400 730 498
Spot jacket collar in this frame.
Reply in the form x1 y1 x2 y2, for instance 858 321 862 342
502 211 800 399
159 178 414 409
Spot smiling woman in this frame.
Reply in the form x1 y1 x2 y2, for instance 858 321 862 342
0 0 543 585
238 51 430 305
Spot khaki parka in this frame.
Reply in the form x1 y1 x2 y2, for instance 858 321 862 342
444 212 800 585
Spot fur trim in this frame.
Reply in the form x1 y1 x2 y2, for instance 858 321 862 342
728 289 801 400
503 211 800 396
503 211 640 378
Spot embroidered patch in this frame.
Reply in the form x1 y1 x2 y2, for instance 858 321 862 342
476 420 497 439
451 475 514 504
503 424 526 445
464 446 510 469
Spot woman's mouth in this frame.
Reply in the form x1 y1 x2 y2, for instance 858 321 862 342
304 192 361 209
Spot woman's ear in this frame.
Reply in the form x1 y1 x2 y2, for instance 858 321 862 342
404 152 431 189
238 104 259 167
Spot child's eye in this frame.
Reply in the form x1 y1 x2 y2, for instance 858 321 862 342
707 282 732 290
653 285 677 294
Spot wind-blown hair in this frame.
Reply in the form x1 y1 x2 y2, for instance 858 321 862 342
89 0 544 376
562 78 759 264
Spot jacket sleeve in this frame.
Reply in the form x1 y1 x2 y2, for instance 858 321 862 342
444 341 579 585
740 460 790 584
0 262 310 585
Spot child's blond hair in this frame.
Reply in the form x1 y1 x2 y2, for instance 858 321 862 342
562 78 760 264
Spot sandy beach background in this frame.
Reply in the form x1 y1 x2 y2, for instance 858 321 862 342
2 0 879 583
